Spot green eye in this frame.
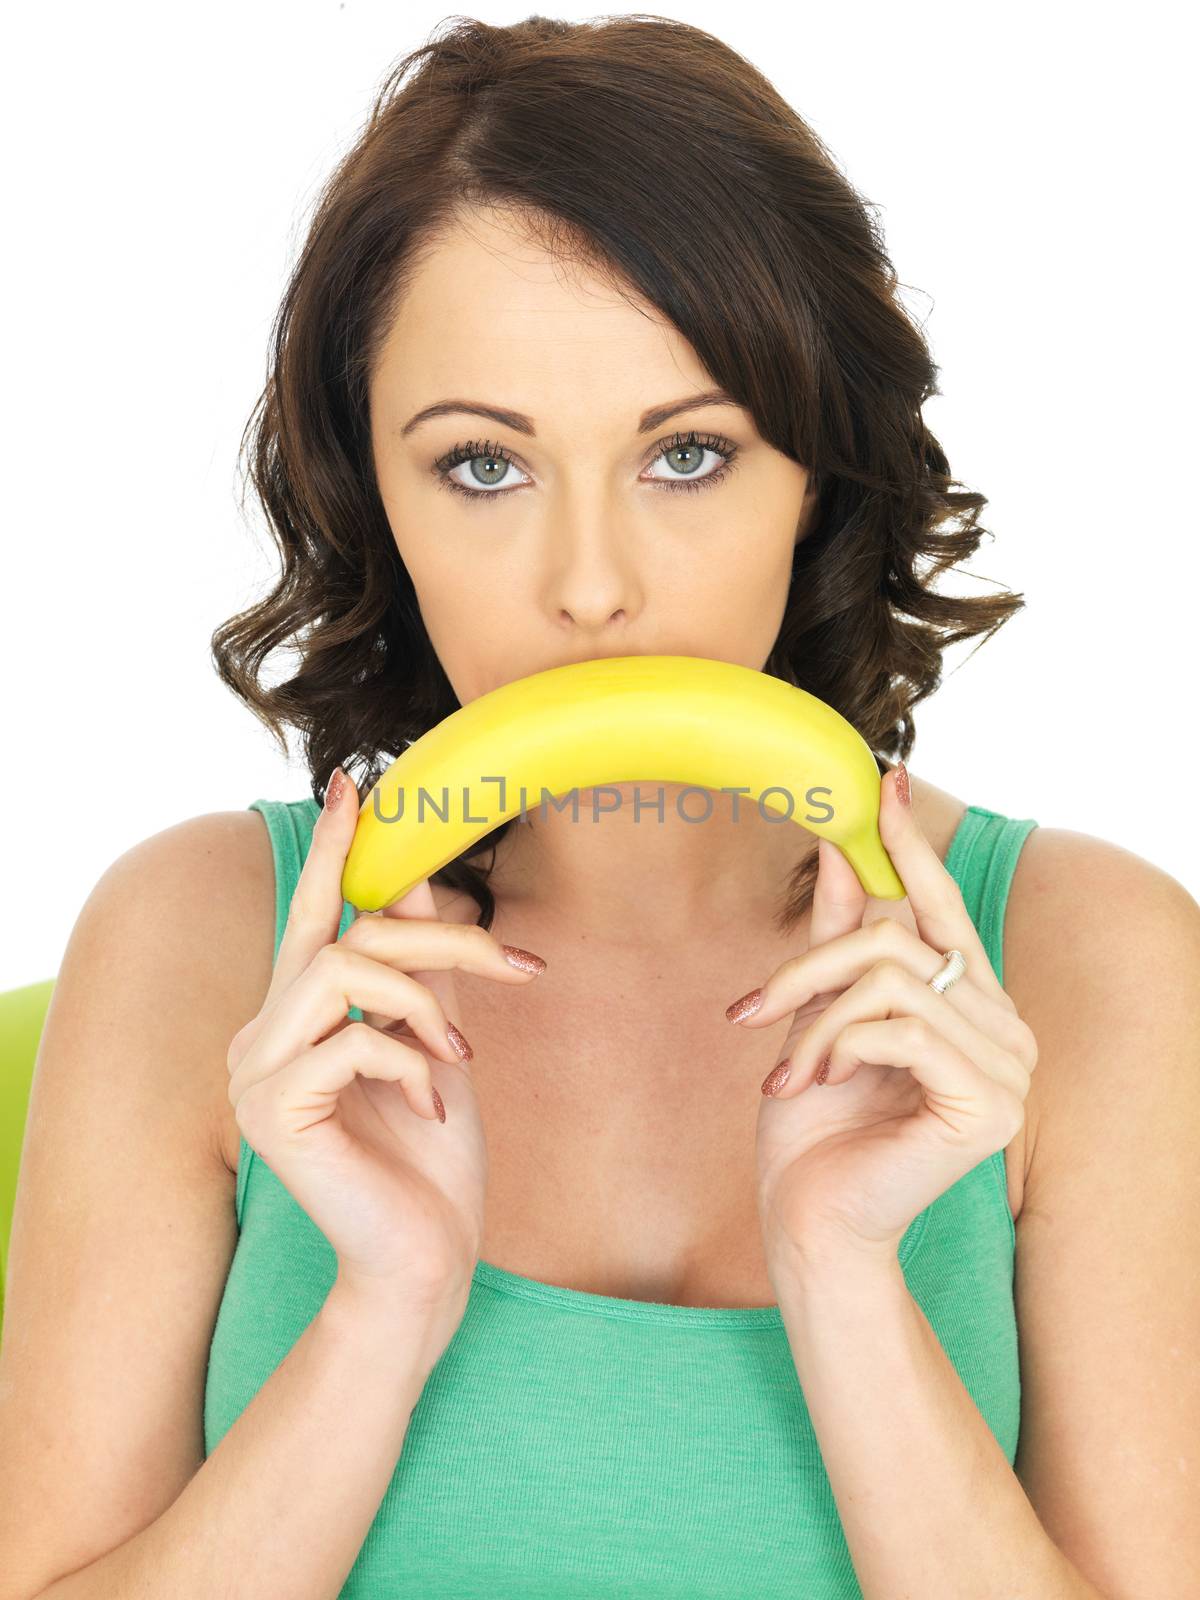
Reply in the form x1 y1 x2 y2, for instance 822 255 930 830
431 428 740 505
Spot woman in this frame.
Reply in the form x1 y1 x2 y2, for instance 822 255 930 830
2 14 1195 1600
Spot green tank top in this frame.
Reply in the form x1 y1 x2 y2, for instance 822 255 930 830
205 798 1037 1598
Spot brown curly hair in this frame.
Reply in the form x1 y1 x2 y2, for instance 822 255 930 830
210 11 1025 936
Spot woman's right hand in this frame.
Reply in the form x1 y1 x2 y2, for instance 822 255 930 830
225 768 547 1320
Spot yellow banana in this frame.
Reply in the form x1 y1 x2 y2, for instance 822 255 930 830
341 654 904 910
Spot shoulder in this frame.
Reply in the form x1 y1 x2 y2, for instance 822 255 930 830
96 808 277 966
999 823 1200 1188
80 809 279 1173
1002 822 1198 992
1006 821 1193 909
112 806 276 885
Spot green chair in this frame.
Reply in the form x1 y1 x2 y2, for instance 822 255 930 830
0 978 56 1341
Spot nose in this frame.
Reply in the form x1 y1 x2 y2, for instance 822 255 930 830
540 501 644 633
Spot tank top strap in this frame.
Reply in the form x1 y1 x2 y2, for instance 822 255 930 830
944 804 1039 986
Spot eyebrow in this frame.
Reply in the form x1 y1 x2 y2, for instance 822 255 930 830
398 388 742 439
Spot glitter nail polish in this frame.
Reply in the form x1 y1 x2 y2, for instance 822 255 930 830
502 945 546 974
761 1061 791 1096
726 987 764 1024
446 1023 474 1060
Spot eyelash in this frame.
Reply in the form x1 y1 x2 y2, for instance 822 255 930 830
429 428 740 506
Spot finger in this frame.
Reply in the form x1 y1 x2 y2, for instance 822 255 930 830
723 836 863 1028
765 960 1030 1100
808 836 868 950
876 766 1005 1002
742 837 868 1061
731 917 997 1033
364 874 467 1060
226 770 363 1074
234 938 509 1095
780 1015 1026 1145
269 767 362 1003
346 915 535 1054
861 890 920 941
233 1018 443 1131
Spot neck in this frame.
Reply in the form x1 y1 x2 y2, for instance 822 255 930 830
484 783 817 948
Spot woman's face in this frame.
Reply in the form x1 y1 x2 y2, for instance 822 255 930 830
368 207 819 705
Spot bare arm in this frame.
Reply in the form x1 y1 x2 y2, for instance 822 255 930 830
30 1277 461 1600
0 809 474 1600
771 835 1200 1600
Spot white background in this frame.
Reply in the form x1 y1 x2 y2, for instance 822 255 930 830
2 0 1195 990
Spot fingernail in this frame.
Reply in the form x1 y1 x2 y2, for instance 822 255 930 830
893 762 910 808
761 1061 791 1097
446 1022 474 1060
726 987 764 1023
431 1086 446 1123
815 1054 832 1085
325 766 346 812
502 945 546 974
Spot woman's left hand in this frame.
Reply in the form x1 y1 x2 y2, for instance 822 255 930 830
728 765 1039 1276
